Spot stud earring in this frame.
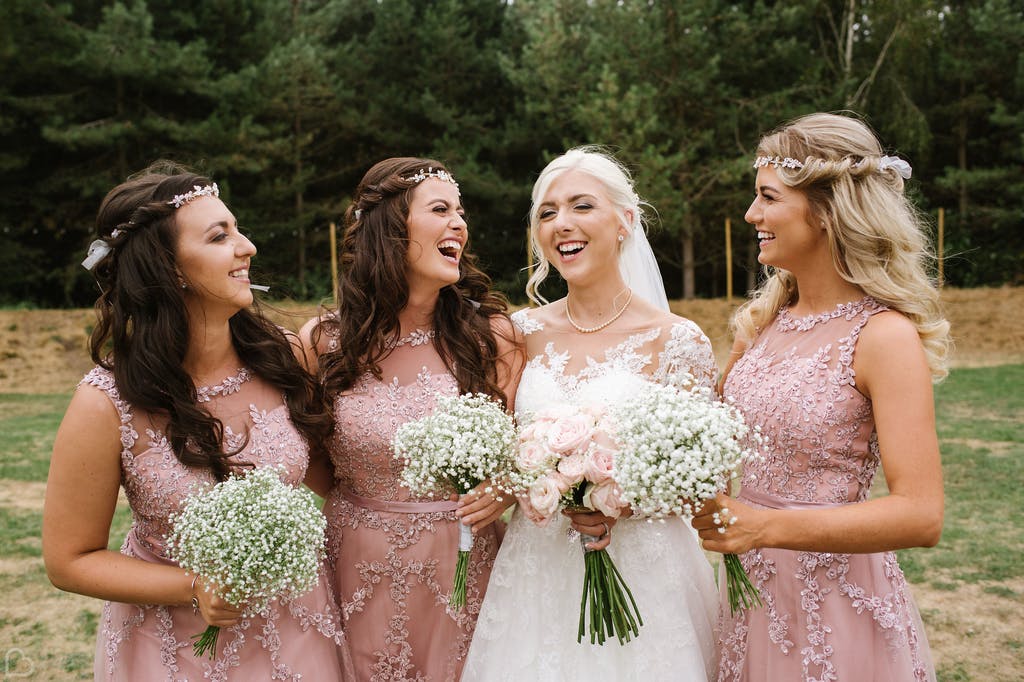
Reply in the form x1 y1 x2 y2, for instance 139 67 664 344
617 235 625 242
180 282 187 289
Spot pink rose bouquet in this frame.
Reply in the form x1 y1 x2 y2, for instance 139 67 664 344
516 404 642 646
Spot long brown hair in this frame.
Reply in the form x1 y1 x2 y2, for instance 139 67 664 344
87 161 333 480
315 157 513 405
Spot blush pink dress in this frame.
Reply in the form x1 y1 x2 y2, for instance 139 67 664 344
83 366 354 681
322 329 500 682
719 298 936 681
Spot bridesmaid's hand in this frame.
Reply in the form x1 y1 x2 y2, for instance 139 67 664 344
193 576 243 628
564 509 620 551
691 494 759 555
455 480 514 533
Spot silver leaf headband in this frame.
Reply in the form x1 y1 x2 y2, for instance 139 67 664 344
168 183 220 209
402 167 459 188
753 154 912 179
83 183 221 271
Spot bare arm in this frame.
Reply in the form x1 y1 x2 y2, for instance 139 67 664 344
42 386 240 625
295 317 336 496
696 312 943 554
456 315 526 531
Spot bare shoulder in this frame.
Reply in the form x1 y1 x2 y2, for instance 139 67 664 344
298 315 331 355
855 310 928 391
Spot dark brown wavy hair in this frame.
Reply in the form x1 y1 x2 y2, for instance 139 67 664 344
87 161 332 481
314 157 514 406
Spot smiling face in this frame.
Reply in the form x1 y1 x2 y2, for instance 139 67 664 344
535 170 630 287
745 167 828 271
404 177 466 293
173 195 257 315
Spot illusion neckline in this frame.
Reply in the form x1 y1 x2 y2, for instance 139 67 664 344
776 296 878 332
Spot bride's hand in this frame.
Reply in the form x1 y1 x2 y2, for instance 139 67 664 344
455 479 514 533
564 509 620 551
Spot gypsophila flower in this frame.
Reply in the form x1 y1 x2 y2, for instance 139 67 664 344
165 466 326 657
392 392 520 608
609 382 763 614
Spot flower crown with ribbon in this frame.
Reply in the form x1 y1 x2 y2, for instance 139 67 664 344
753 155 912 179
82 183 220 271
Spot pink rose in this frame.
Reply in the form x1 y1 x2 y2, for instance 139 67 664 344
556 452 586 485
582 447 615 485
527 475 564 521
516 440 553 473
545 414 596 456
586 481 626 519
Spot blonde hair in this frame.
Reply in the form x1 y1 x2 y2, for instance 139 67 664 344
733 112 952 380
525 146 645 305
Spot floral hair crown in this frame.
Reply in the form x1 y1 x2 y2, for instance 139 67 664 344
752 155 912 179
169 183 220 209
82 182 221 271
402 167 459 188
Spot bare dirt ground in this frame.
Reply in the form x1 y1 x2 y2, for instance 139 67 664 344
2 286 1021 679
1 286 1021 394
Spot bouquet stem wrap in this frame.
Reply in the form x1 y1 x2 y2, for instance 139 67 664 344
451 523 475 609
578 533 642 645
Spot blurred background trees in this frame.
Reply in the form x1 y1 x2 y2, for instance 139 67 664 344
1 0 1020 306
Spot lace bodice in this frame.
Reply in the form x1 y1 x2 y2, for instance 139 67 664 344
326 329 459 501
723 297 888 504
511 308 717 416
81 366 310 559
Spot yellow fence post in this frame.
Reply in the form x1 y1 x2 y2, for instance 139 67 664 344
937 208 945 288
329 221 339 306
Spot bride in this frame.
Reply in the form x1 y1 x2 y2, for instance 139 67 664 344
461 147 718 681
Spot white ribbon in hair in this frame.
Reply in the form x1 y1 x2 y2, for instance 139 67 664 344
82 239 112 271
879 155 912 179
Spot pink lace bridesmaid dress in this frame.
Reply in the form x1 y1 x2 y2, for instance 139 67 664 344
322 329 500 682
85 366 354 681
720 297 936 681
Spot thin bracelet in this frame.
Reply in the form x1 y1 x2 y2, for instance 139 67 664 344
190 574 200 614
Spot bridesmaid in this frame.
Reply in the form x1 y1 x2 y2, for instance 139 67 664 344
300 157 522 681
692 113 949 681
43 162 353 680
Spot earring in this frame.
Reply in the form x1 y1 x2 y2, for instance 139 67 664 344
180 282 187 289
617 235 625 242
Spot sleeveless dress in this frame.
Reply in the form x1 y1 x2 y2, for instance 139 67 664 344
461 309 719 681
322 329 501 682
719 297 936 681
84 365 353 681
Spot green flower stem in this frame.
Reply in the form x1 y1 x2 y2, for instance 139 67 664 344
191 625 220 659
450 550 470 609
723 553 762 615
577 536 642 645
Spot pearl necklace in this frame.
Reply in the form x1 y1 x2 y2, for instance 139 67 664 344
565 289 633 334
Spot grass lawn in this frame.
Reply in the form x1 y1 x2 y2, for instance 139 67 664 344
0 365 1021 679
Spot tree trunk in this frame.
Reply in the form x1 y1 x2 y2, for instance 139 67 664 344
681 231 695 300
292 0 306 300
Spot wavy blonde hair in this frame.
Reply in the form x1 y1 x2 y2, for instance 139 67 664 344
733 112 951 380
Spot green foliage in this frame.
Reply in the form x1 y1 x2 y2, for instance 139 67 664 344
0 0 1020 305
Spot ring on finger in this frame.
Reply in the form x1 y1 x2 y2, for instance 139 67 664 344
712 508 739 534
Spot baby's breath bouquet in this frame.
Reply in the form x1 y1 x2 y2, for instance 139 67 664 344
611 382 763 615
392 393 520 609
166 466 327 658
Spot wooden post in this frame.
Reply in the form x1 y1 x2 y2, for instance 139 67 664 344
725 217 733 303
329 221 339 307
937 208 945 287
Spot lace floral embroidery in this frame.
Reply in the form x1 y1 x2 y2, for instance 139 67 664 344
511 308 544 335
195 367 252 402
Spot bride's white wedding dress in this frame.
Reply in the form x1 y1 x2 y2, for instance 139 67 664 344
462 309 719 681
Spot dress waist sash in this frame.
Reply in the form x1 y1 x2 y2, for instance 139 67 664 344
124 527 177 566
340 487 459 514
738 487 848 511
